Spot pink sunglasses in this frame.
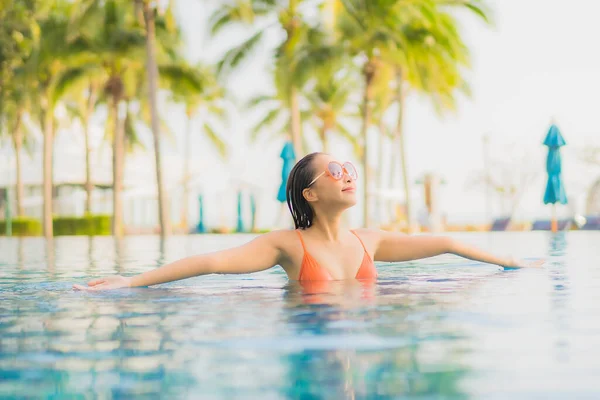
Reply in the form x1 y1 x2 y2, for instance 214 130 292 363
308 161 358 187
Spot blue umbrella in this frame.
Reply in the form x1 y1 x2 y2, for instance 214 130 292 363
543 124 568 232
236 191 244 233
250 193 256 232
277 141 296 203
196 194 205 233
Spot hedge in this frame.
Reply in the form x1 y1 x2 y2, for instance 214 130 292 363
53 215 111 236
0 217 42 236
0 215 111 236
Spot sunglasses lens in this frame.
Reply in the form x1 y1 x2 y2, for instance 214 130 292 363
328 162 344 180
344 162 358 180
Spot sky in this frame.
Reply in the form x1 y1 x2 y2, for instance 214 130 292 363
2 0 600 229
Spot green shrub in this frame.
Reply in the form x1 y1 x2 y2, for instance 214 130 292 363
0 217 42 236
53 215 111 236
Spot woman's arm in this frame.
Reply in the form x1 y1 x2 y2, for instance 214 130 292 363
374 230 543 268
73 232 284 291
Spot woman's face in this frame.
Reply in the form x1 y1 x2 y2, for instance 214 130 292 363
303 154 358 209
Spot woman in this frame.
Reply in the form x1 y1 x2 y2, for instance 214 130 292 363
73 153 543 291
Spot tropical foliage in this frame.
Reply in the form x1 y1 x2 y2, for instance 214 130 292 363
0 0 490 234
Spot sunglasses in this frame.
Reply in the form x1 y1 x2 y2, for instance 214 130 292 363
308 161 358 187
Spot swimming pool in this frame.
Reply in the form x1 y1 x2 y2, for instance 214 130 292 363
1 231 599 399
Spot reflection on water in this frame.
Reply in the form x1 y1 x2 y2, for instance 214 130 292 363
547 233 571 366
1 232 600 398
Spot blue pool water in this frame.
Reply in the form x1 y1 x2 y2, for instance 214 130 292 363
1 231 599 399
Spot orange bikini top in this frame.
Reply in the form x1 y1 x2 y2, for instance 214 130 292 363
295 230 378 281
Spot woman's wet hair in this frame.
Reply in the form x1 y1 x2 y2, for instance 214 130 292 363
286 152 322 229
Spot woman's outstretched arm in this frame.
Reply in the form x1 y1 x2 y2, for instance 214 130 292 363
73 232 284 291
373 230 543 268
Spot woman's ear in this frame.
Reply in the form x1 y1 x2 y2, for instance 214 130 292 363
302 187 318 203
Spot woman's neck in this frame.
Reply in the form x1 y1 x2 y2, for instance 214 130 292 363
309 212 345 242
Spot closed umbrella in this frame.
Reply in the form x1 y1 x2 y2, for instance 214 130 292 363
196 194 205 233
236 191 244 233
543 124 568 232
250 193 256 232
277 141 296 203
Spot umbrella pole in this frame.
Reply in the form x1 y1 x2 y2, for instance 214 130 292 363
551 204 558 233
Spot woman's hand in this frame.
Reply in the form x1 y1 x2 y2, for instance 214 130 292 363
502 257 545 269
73 276 132 291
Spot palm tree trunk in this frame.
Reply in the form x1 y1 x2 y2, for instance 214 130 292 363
388 135 398 221
84 83 97 215
395 68 413 232
42 105 54 237
320 125 328 153
141 0 171 237
112 95 124 237
290 85 303 157
377 120 386 224
12 113 24 217
361 59 376 228
181 109 192 230
284 0 302 158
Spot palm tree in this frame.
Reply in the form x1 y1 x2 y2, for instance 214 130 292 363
334 0 423 227
336 0 489 227
245 63 314 156
25 0 82 237
62 0 182 237
368 64 397 223
162 62 228 230
208 0 312 157
0 0 42 129
305 70 359 155
60 79 100 214
1 76 36 218
388 2 489 231
136 0 171 237
291 25 361 155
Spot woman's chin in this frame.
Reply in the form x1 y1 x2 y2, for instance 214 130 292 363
341 194 357 207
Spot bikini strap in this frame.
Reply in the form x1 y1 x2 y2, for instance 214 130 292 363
350 230 368 252
295 230 307 251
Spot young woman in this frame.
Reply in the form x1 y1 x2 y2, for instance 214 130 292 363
73 153 543 291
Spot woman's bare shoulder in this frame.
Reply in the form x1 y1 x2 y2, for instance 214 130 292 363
260 229 300 248
351 228 383 239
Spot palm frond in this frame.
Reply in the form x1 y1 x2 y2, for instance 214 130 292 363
124 107 145 153
336 122 362 158
246 94 277 109
206 103 228 121
250 107 284 142
202 122 227 159
52 65 101 104
159 63 205 94
160 116 176 148
208 5 237 36
208 0 274 36
216 30 264 77
439 0 492 24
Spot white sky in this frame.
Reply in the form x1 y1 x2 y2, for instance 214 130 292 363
2 0 600 228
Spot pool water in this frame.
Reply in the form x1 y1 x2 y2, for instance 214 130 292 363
1 232 599 399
